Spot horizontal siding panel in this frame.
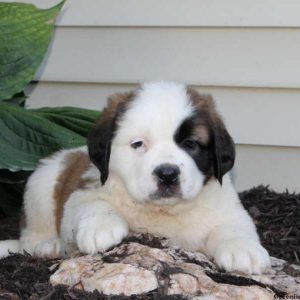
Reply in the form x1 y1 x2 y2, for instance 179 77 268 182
234 144 300 193
4 0 300 28
35 27 300 88
26 82 300 148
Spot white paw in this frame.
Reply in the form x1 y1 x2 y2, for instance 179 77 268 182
213 239 270 274
76 212 128 254
33 238 62 258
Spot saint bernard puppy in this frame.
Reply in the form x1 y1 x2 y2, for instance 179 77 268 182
0 82 270 274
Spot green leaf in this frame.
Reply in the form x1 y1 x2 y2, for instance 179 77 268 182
0 1 65 101
30 106 101 137
0 103 86 171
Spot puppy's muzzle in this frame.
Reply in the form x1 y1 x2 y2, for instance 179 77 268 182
153 164 180 185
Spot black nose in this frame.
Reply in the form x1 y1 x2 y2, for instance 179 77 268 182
153 164 180 184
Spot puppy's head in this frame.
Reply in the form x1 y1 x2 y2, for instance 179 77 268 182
88 82 235 205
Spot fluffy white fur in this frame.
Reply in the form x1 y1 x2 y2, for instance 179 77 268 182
0 82 270 274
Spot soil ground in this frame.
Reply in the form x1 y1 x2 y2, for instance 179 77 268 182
0 186 299 299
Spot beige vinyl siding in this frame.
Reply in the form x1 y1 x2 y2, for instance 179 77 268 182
35 27 300 89
11 0 300 27
4 0 300 192
234 145 300 193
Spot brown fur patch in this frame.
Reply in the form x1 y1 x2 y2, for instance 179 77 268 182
53 151 91 235
187 87 228 133
98 91 135 127
187 87 215 111
192 125 210 145
186 86 235 183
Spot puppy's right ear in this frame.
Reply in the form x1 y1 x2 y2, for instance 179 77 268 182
87 92 134 185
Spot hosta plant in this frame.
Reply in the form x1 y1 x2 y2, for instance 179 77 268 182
0 1 100 215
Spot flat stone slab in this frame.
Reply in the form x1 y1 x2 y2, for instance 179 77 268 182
50 234 300 299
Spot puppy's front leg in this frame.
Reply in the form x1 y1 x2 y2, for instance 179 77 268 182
62 196 128 254
205 214 270 274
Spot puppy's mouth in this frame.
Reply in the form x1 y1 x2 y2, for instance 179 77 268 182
149 185 182 204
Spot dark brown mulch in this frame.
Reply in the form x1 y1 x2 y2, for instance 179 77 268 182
0 186 299 299
240 185 300 265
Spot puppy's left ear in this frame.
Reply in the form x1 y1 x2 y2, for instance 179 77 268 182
212 118 235 184
87 92 133 185
87 113 117 185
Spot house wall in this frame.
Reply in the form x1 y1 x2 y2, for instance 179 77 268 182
7 0 300 192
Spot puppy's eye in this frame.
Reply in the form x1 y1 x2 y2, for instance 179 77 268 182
131 139 144 149
181 139 199 151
